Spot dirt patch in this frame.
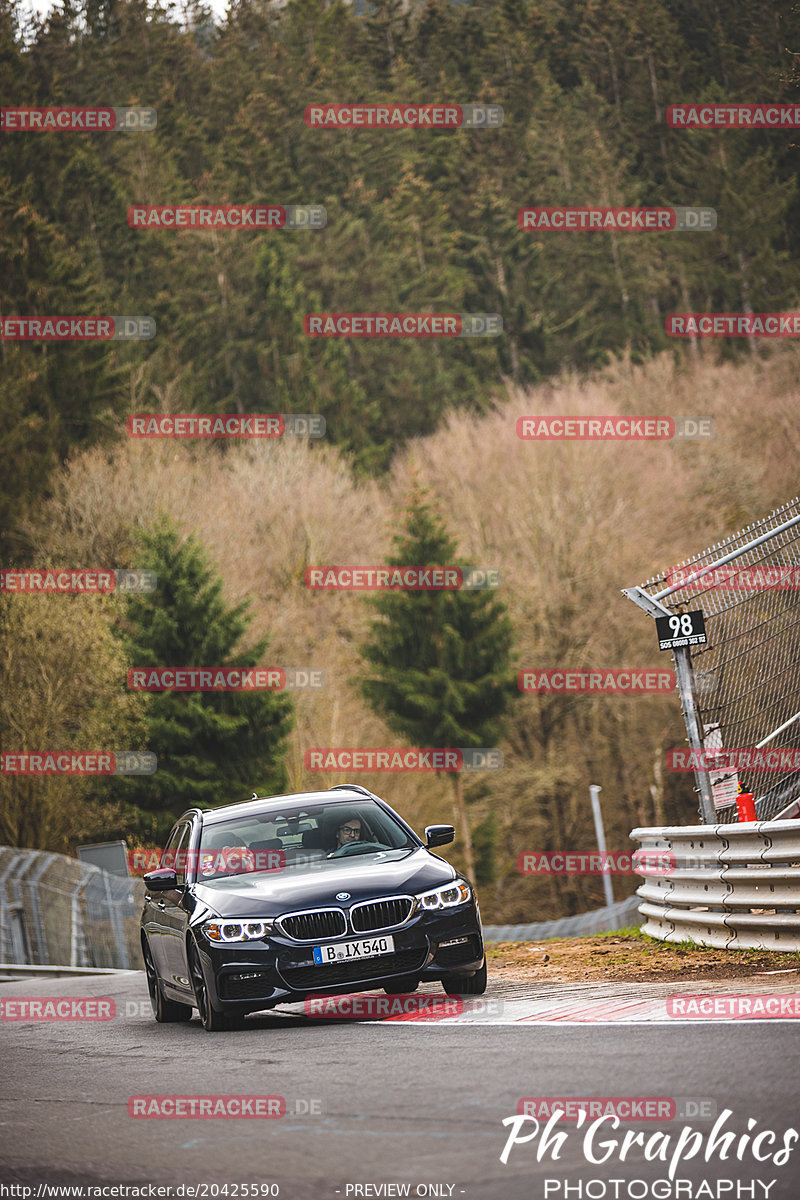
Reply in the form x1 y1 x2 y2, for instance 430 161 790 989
486 932 800 984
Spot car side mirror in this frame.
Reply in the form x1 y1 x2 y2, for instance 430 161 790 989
143 867 179 891
425 824 455 848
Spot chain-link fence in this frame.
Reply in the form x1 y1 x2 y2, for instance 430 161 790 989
0 846 144 968
625 496 800 824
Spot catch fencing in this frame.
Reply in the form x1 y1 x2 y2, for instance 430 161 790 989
630 820 800 952
625 496 800 824
0 846 143 969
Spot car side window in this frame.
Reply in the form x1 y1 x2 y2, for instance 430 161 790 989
161 823 183 870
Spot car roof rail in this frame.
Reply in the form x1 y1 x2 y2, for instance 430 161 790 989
328 783 375 798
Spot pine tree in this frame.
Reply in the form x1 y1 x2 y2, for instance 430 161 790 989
121 520 293 841
359 484 515 879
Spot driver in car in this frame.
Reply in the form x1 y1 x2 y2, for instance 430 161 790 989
332 816 363 851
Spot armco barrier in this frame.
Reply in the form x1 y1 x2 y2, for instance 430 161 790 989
630 820 800 952
0 846 144 969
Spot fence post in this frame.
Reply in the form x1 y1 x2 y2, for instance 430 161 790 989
589 785 615 906
672 645 716 824
104 870 130 971
623 585 716 825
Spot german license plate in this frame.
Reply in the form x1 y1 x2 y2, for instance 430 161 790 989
313 935 394 964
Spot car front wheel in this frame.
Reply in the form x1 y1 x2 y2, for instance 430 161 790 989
142 935 192 1023
441 957 487 996
188 941 237 1031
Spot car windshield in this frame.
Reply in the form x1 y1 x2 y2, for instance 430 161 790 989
196 798 416 879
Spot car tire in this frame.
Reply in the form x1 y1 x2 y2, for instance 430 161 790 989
188 940 237 1032
383 976 420 994
441 957 487 996
142 935 192 1023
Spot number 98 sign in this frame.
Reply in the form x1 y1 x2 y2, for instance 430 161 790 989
655 610 707 651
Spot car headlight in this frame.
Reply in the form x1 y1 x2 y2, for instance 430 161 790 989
416 880 472 911
203 919 275 943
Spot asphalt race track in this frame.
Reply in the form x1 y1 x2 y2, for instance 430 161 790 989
1 970 799 1200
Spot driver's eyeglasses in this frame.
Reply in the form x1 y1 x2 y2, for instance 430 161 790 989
339 824 361 836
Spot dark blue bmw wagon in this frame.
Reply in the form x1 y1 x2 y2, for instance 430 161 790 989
140 784 486 1030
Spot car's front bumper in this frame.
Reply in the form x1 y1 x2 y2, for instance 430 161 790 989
191 902 484 1013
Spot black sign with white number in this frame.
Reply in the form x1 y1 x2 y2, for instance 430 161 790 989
655 610 707 651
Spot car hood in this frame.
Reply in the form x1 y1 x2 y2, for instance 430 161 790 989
191 847 457 919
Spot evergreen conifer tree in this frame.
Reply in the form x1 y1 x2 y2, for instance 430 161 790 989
122 521 293 840
360 484 514 878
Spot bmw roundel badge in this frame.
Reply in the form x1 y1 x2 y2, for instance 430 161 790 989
336 892 350 900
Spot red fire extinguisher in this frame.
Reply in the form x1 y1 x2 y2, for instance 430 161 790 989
736 782 757 823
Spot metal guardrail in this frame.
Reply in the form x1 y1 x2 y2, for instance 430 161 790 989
0 964 138 979
630 820 800 952
483 895 642 943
